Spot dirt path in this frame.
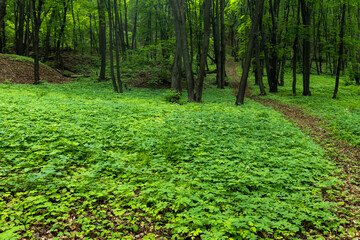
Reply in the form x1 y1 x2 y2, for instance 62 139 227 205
226 58 360 239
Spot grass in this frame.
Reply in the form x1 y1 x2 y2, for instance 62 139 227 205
0 78 342 239
249 71 360 147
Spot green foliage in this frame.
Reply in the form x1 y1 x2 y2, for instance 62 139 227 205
251 73 360 147
0 79 340 239
164 89 181 103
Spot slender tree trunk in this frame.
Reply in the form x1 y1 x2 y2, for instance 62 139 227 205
355 7 360 85
267 0 279 93
131 0 138 49
213 0 221 88
332 3 346 99
195 0 211 102
15 0 25 55
0 0 7 53
55 0 68 69
123 0 129 48
24 0 31 57
107 0 118 92
98 0 107 81
235 0 265 105
186 0 194 67
299 0 312 96
219 0 226 88
71 0 77 54
255 36 266 96
43 10 55 62
170 0 194 102
90 13 93 55
114 0 123 92
117 0 126 53
32 0 43 85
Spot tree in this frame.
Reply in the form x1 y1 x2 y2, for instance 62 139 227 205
299 0 312 96
32 0 44 84
332 2 346 99
0 0 6 53
98 0 107 82
170 0 195 102
235 0 265 105
195 0 211 102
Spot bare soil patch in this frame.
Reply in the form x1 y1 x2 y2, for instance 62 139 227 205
0 54 71 84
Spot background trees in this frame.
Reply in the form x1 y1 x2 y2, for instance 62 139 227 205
0 0 358 101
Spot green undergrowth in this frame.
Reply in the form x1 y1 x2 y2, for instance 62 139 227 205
0 79 341 239
250 72 360 147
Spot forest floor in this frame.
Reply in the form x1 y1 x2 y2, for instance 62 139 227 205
227 58 360 239
0 54 70 84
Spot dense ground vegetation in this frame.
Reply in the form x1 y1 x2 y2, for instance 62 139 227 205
0 0 360 239
0 77 347 239
249 71 360 147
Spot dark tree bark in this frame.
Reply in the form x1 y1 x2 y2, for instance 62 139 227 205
98 0 107 82
292 5 300 95
55 0 68 69
32 0 43 85
24 0 30 57
131 0 138 49
195 0 211 102
255 35 266 96
266 0 280 93
43 10 55 62
332 3 346 99
71 0 77 54
15 0 25 55
117 0 127 53
355 7 360 85
114 0 123 93
170 0 195 102
212 0 221 88
299 0 312 96
123 0 129 48
235 0 265 105
219 0 226 89
0 0 7 53
107 0 118 93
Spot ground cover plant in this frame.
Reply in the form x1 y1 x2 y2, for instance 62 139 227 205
249 72 360 148
0 79 341 239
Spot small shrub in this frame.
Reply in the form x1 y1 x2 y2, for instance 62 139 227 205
164 90 181 103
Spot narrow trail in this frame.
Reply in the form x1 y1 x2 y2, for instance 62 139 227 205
226 58 360 239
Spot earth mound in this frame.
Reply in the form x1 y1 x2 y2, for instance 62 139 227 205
0 54 70 84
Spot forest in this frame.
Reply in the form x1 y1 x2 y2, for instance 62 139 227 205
0 0 360 239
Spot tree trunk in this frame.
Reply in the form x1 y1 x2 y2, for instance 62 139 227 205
299 0 311 96
15 0 25 55
332 3 346 99
131 0 138 49
123 0 129 48
213 0 221 88
32 0 43 85
55 0 68 69
219 0 226 89
235 0 265 105
355 7 360 85
195 0 211 102
0 0 7 53
107 0 118 92
43 10 55 62
71 0 77 54
114 0 123 92
170 0 195 102
255 36 266 96
98 0 107 81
